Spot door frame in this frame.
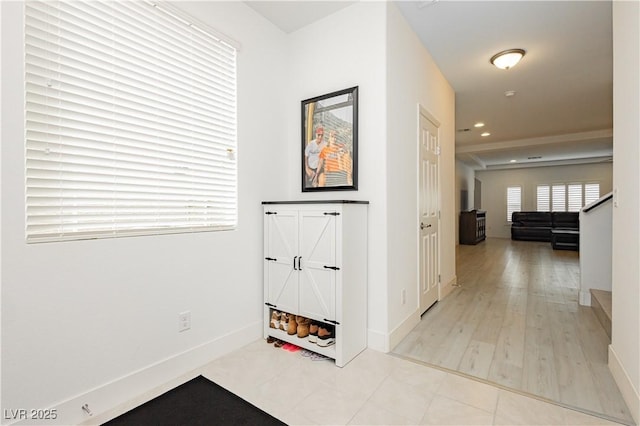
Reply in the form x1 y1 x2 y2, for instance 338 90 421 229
417 105 442 310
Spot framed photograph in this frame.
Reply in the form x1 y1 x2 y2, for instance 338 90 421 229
301 86 358 192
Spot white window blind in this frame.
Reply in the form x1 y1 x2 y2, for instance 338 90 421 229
585 183 600 205
568 184 582 212
25 1 237 242
536 185 550 211
552 184 566 212
507 186 521 222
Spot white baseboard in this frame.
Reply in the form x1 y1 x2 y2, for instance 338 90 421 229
388 310 421 352
366 310 421 354
440 275 457 300
10 321 262 426
609 345 640 424
579 290 592 306
367 276 457 354
367 328 388 353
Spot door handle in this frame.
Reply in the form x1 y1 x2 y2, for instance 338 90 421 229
293 256 298 271
298 257 302 270
420 223 432 230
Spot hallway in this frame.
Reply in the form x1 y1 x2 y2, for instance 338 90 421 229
394 238 633 424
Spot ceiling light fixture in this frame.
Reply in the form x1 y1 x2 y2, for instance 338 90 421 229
481 132 491 137
474 122 485 128
490 48 526 70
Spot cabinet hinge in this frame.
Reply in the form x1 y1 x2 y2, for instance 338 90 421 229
265 302 277 308
323 265 340 271
323 212 340 216
265 257 277 261
265 211 278 215
323 318 341 325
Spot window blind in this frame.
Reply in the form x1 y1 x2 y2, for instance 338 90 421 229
536 185 550 211
506 186 521 222
584 183 600 205
567 184 582 212
25 1 237 242
552 184 566 212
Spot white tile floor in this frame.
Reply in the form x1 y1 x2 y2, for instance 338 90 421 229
201 339 627 426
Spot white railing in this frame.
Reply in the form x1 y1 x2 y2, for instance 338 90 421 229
579 192 613 306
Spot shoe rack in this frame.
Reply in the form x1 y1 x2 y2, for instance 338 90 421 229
266 311 337 355
262 201 369 367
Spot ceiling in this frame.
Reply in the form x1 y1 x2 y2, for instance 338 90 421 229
245 1 614 170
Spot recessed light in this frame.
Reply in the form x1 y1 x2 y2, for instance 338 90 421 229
481 132 490 137
474 122 485 128
504 90 516 97
510 159 517 163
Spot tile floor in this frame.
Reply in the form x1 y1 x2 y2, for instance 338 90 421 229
201 339 626 426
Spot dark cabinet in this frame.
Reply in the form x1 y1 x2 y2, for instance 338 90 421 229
460 210 486 245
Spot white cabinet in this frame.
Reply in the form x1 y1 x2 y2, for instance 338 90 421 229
263 201 368 367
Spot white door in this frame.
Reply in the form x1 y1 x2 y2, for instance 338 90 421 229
298 210 337 321
419 111 440 314
265 209 299 315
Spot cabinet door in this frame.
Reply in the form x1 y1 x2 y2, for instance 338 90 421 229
265 209 298 314
298 210 336 321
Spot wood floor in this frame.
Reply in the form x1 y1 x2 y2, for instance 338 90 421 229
393 238 633 424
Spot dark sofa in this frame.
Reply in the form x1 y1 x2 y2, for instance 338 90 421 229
511 212 552 241
511 211 579 242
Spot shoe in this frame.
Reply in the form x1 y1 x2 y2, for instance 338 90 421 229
296 316 310 338
279 313 288 331
274 339 285 348
308 322 319 343
317 325 335 347
266 336 276 344
270 311 280 329
287 314 298 335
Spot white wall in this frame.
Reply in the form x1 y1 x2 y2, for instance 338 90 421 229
610 1 640 422
1 2 288 424
475 163 613 239
385 3 456 349
283 2 391 346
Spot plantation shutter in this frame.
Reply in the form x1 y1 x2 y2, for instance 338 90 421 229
584 183 600 205
536 185 550 211
567 184 583 212
507 186 521 222
25 1 238 242
552 184 566 212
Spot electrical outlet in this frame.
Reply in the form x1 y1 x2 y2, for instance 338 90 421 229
178 311 191 332
401 289 406 305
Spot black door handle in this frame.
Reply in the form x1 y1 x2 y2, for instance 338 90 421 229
298 257 302 270
293 256 298 270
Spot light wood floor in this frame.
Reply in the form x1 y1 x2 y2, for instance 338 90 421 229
393 238 633 424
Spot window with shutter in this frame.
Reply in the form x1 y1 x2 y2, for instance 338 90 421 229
552 184 566 212
567 184 583 212
536 185 550 211
507 186 521 222
584 183 601 205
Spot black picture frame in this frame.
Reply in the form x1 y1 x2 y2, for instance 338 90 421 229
301 86 358 192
